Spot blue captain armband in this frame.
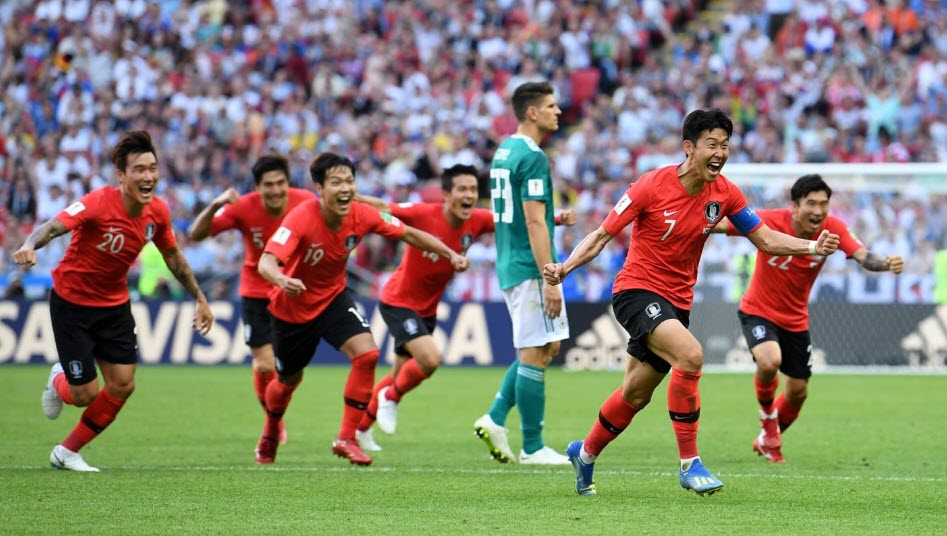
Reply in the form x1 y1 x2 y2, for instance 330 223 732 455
729 206 762 235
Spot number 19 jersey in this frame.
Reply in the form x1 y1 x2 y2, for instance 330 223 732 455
490 134 557 290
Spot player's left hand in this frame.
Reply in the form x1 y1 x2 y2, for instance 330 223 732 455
450 253 470 273
887 255 904 274
558 209 577 227
816 229 840 256
193 300 214 336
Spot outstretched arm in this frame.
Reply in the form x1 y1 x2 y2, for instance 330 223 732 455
354 193 390 212
160 245 213 335
852 248 904 273
13 218 70 266
401 226 469 272
745 225 840 256
543 226 614 285
189 188 239 241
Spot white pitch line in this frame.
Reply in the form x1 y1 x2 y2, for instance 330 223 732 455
6 464 946 483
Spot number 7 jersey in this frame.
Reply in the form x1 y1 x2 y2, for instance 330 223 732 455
490 134 558 290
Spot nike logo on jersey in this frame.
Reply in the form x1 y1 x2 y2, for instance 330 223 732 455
108 226 122 233
663 210 679 216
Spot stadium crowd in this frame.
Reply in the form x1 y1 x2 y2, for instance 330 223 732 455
0 0 944 301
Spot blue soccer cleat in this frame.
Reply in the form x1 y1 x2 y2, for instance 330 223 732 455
679 458 724 496
566 440 596 496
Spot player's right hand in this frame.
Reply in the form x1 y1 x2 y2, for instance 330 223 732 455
279 276 307 297
543 262 564 286
13 246 36 267
542 279 563 318
215 188 240 206
816 229 840 256
449 253 470 273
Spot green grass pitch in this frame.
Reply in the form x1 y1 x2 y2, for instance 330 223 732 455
1 366 945 535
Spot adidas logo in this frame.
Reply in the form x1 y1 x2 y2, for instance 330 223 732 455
563 307 629 371
900 305 947 369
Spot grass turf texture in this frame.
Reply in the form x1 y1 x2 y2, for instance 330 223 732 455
1 366 945 535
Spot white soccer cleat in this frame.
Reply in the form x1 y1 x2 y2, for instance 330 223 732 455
474 414 516 463
356 428 383 452
519 446 571 465
375 386 399 435
42 363 64 420
50 445 99 472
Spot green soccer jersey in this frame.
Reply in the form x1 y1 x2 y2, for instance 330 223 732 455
490 134 557 290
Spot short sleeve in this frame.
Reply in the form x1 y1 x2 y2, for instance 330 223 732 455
209 202 239 236
264 206 306 264
55 192 98 231
152 201 177 251
602 182 647 236
517 151 551 202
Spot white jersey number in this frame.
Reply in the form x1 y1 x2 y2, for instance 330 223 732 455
490 168 514 224
97 232 125 254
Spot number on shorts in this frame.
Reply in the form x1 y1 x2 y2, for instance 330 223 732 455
348 306 369 328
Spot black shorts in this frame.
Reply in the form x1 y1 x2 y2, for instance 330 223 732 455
612 289 691 375
378 302 437 357
49 289 138 385
271 290 372 376
738 311 812 379
241 297 273 348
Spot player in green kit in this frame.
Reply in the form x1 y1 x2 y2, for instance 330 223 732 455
474 81 571 465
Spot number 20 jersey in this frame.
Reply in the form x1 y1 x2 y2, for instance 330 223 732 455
53 186 176 306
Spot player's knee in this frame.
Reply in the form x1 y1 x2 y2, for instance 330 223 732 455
675 346 703 372
416 353 441 374
621 387 653 409
71 389 97 407
108 379 136 400
756 357 780 375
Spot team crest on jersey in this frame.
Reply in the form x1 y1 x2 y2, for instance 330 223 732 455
461 233 473 250
68 360 83 378
144 223 156 241
704 201 721 224
645 302 661 319
752 325 767 340
404 318 419 336
345 234 360 250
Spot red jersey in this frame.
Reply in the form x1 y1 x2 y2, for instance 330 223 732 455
210 188 315 299
264 200 406 324
380 203 494 317
732 209 864 330
603 165 760 309
52 186 176 307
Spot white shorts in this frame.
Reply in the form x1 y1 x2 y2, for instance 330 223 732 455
502 278 570 349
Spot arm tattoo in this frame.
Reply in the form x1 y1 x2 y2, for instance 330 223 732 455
25 219 69 250
162 247 205 300
861 252 890 272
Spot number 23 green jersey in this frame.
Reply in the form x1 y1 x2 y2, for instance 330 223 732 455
490 134 558 290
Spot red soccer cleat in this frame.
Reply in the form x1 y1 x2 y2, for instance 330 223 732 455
332 439 372 466
753 431 785 463
760 415 782 448
255 435 278 465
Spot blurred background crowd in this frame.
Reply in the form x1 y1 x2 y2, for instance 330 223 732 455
0 0 945 302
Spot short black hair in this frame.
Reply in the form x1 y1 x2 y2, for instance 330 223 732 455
441 164 479 191
309 152 356 186
112 131 156 172
790 174 833 203
511 81 555 122
252 154 290 185
682 109 733 145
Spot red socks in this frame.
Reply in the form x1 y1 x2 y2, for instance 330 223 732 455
667 368 701 460
61 389 125 452
357 372 393 432
263 379 300 439
389 359 429 403
774 393 802 432
584 388 639 456
53 372 74 405
253 369 276 408
339 350 379 440
755 375 778 415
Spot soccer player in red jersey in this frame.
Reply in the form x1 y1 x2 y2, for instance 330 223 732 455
189 154 315 446
255 152 469 466
542 109 841 496
16 131 213 472
714 174 904 463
